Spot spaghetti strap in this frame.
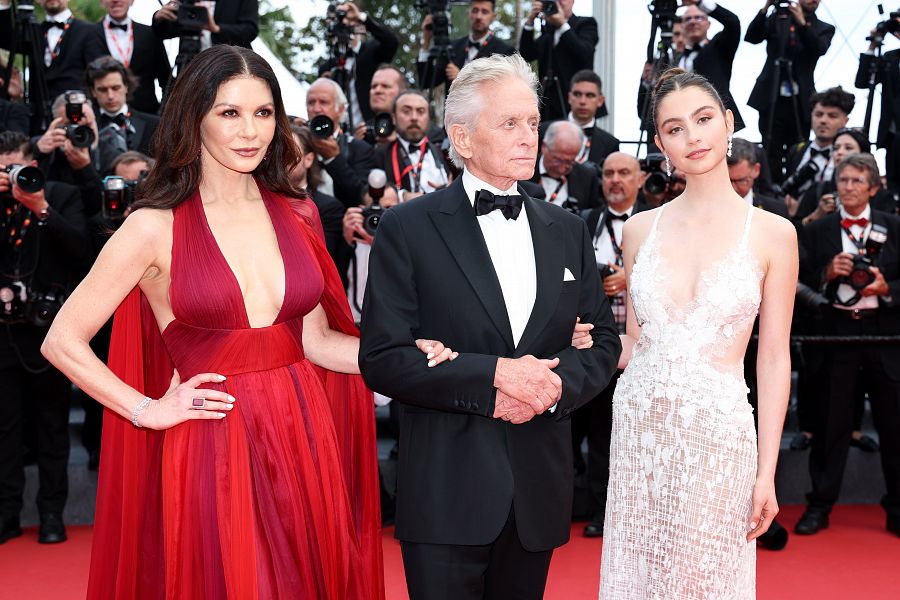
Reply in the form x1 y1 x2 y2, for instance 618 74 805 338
647 205 666 243
740 204 754 246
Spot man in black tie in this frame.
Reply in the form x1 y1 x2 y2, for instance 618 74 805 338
0 0 106 132
94 0 170 115
416 0 515 93
520 0 598 122
565 69 619 169
152 0 259 50
678 0 744 131
359 53 620 600
531 120 600 212
795 153 900 538
727 138 789 217
85 56 159 173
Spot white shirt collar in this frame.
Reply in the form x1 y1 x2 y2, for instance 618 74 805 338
462 168 519 208
743 190 754 205
840 204 871 221
101 103 129 118
47 8 73 23
568 112 595 130
469 31 490 45
609 203 636 217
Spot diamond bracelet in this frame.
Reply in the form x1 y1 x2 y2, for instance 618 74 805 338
132 396 153 428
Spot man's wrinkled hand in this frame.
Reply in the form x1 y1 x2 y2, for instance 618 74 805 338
494 355 562 414
493 390 537 424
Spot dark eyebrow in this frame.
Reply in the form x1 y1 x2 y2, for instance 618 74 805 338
659 105 716 129
212 103 274 110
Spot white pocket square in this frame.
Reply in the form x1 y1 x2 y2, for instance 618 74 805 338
563 268 576 282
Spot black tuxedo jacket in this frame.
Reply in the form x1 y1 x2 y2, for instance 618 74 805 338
374 138 450 193
0 11 106 130
581 199 651 245
538 119 620 170
322 134 378 208
318 16 399 122
857 49 900 150
799 210 900 365
784 140 815 178
98 108 159 156
359 177 621 551
93 20 171 114
683 4 745 131
152 0 258 47
751 192 789 219
417 32 515 91
310 189 344 265
519 15 598 121
530 158 601 211
745 10 834 116
0 98 29 135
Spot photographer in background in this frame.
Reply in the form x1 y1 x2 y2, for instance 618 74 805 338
305 77 378 209
0 0 106 132
727 137 789 217
152 0 259 49
795 152 900 539
354 64 406 147
417 0 515 93
0 53 27 135
375 90 450 202
530 120 600 212
85 57 159 173
565 69 619 168
318 2 399 132
0 130 89 545
520 0 598 121
33 92 103 217
856 10 900 191
746 0 835 183
94 0 171 114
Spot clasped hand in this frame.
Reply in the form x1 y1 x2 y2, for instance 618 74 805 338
493 355 562 424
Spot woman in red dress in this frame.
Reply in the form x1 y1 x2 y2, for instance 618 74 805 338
41 45 453 599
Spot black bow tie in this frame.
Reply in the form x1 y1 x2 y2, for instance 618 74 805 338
607 211 629 221
474 190 523 220
42 20 66 31
108 21 128 31
810 147 831 160
101 113 128 128
407 143 420 156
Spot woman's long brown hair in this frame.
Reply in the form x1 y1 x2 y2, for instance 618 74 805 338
132 45 304 211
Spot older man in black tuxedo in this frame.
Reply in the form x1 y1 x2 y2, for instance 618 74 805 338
360 53 620 600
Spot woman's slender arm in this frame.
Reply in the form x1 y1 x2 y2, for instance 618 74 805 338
617 214 649 370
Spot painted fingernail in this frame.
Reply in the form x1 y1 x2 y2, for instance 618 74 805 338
427 352 435 359
228 395 235 403
226 404 234 410
749 521 758 529
218 412 227 418
427 359 436 368
451 352 458 359
217 375 226 381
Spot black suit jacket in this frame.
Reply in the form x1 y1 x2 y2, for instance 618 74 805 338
359 177 621 551
857 49 900 150
580 199 651 246
0 11 106 131
519 15 598 121
310 189 344 265
318 16 398 123
152 0 258 47
799 210 900 367
745 10 834 116
98 108 159 156
0 99 29 134
538 119 620 170
322 134 378 208
93 20 171 114
683 4 745 131
530 158 601 211
417 32 515 91
751 192 789 218
374 138 450 193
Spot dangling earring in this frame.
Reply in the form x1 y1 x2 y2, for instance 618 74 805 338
665 154 671 177
727 134 733 158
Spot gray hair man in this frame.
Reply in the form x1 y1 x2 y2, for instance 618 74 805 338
359 53 621 600
533 120 601 211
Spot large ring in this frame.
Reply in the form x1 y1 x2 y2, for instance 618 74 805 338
192 397 206 408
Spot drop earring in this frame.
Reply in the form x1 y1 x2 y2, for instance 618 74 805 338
727 134 733 158
665 154 671 177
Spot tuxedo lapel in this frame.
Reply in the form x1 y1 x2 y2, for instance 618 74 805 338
824 215 843 258
130 114 146 150
429 179 515 350
516 193 564 355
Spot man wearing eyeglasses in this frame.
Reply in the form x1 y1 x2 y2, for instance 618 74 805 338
726 137 789 218
796 152 900 538
677 0 744 131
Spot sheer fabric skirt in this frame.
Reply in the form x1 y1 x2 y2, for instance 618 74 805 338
600 359 757 600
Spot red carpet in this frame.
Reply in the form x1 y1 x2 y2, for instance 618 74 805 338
1 505 897 599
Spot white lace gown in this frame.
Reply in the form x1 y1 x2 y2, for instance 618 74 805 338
600 204 763 600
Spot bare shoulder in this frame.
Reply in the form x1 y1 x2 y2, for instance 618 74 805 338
752 208 797 247
104 208 174 265
622 207 660 250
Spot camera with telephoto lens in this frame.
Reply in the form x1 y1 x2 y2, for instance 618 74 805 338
364 113 396 145
361 169 388 236
845 224 888 290
309 115 335 140
869 10 900 43
418 0 467 60
176 0 210 35
102 172 147 221
775 0 795 17
62 91 95 149
780 160 820 198
0 281 65 327
639 152 674 195
325 3 354 62
648 0 678 34
1 164 45 202
542 1 558 16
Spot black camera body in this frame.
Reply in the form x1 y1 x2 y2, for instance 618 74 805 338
774 0 795 17
639 153 674 195
1 163 45 202
0 281 64 328
309 114 335 139
542 1 558 16
102 173 146 221
364 113 395 145
62 90 95 149
176 0 209 35
845 223 888 291
326 2 354 62
780 159 820 198
870 11 900 43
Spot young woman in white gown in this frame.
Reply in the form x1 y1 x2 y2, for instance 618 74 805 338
599 68 797 599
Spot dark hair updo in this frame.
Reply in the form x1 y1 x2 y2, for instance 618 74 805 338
651 67 726 134
132 45 303 211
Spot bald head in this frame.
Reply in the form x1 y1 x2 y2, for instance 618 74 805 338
602 152 644 209
544 120 585 150
541 120 584 179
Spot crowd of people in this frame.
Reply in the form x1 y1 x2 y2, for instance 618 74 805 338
0 0 898 591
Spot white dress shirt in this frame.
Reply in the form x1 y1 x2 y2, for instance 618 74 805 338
593 205 633 268
44 8 73 67
462 169 537 347
537 157 569 207
397 137 448 194
103 14 133 66
835 205 878 310
198 1 216 51
568 112 594 161
795 142 834 192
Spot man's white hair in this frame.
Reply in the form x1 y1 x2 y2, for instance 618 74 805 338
310 77 349 112
543 120 585 149
444 53 539 169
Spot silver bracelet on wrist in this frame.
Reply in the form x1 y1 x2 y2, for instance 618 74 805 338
132 396 153 428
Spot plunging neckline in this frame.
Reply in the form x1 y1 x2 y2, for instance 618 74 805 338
196 187 288 330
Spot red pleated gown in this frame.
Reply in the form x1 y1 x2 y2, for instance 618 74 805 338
86 187 383 599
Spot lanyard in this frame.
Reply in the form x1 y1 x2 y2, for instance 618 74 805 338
391 138 429 192
106 21 134 67
541 175 566 203
577 137 592 163
45 17 74 63
841 224 868 254
603 211 625 267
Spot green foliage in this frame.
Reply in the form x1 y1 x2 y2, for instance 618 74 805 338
259 0 309 77
68 0 106 23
